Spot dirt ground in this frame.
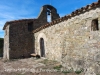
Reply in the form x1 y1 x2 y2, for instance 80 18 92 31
0 57 84 75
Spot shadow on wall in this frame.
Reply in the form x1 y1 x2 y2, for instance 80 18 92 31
0 38 3 57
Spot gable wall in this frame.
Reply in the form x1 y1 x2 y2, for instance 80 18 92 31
8 21 34 59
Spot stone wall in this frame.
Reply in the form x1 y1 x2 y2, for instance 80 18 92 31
34 7 100 74
8 20 34 59
3 25 10 59
3 19 50 59
3 4 60 59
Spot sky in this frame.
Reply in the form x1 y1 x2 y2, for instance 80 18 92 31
0 0 98 38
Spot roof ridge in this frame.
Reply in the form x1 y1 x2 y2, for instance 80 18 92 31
3 18 36 30
6 18 36 23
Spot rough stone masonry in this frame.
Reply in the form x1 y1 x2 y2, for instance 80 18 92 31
3 0 100 75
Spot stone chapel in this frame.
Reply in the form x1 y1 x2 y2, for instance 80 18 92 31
3 0 100 74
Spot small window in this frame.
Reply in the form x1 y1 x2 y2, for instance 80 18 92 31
91 19 99 31
28 22 33 31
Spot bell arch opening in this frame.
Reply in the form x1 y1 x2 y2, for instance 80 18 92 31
38 5 60 23
47 8 51 22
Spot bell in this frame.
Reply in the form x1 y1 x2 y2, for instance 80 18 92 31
47 9 51 15
48 12 50 15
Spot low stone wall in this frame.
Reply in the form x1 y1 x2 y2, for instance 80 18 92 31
34 7 100 74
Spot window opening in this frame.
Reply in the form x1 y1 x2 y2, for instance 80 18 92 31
91 19 99 31
28 22 33 31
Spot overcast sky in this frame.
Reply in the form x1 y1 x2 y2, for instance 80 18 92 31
0 0 97 38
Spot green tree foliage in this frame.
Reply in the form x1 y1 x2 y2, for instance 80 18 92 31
0 38 4 57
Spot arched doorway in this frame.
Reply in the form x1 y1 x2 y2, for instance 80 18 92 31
40 38 45 57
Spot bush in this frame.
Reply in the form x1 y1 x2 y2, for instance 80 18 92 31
75 68 84 74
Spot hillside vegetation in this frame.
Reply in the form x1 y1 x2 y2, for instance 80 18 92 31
0 38 3 57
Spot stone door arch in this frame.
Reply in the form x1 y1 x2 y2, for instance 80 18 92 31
40 38 45 57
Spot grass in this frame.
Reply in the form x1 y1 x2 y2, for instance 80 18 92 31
41 59 49 64
3 59 18 63
75 70 82 74
40 59 58 65
17 74 24 75
61 68 73 74
75 68 84 74
53 65 74 74
62 70 72 74
53 65 62 71
43 59 48 62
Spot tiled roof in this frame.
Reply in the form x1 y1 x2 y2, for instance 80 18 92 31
33 0 100 33
3 19 35 30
